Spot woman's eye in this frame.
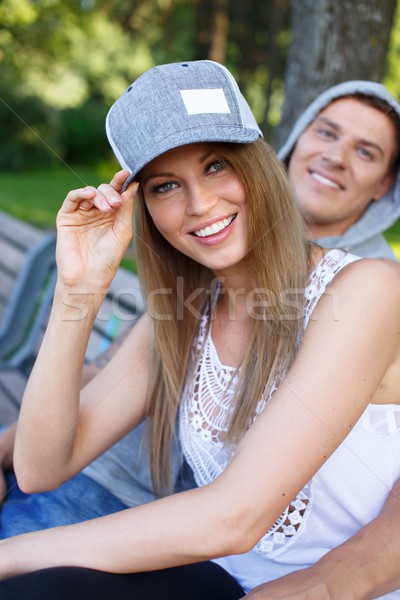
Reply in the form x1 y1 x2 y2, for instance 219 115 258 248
151 181 177 194
206 160 226 174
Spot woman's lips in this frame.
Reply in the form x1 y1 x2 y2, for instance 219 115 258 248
192 214 236 238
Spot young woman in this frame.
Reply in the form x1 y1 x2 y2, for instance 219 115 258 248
1 61 400 600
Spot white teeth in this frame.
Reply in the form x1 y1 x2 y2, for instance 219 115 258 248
311 172 340 190
193 216 235 238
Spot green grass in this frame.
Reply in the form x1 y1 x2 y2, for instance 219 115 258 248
383 219 400 259
0 164 137 272
0 167 399 263
0 164 118 229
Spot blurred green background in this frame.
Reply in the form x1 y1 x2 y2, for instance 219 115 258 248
1 0 399 261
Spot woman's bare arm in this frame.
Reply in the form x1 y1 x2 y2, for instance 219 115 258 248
2 259 399 583
0 264 400 577
13 175 153 491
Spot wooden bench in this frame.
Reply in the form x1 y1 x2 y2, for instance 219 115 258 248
0 210 144 425
0 211 57 372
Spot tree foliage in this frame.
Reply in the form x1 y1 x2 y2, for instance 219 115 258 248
0 0 398 169
274 0 398 148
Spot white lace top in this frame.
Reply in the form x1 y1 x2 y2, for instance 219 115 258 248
179 249 400 598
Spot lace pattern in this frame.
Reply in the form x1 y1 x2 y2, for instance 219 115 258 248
179 310 239 485
179 249 360 558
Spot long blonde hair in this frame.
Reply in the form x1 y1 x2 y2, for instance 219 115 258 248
135 139 310 496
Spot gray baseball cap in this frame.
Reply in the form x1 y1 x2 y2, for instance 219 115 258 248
106 60 263 188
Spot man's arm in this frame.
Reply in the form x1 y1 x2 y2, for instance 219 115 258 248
244 480 400 599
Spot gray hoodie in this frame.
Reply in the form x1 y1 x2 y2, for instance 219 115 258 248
278 81 400 259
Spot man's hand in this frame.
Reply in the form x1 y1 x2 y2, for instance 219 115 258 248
244 480 400 600
242 564 358 600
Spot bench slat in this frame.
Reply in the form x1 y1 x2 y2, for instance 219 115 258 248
0 369 28 424
0 238 28 276
0 212 44 249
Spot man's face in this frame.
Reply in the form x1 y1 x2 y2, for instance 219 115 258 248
288 97 397 239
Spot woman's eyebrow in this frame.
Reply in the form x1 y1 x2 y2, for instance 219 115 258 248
199 150 215 163
142 171 175 185
142 150 218 185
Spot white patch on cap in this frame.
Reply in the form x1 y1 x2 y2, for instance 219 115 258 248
180 89 231 115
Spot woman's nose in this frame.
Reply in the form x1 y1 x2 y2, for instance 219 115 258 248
185 184 218 215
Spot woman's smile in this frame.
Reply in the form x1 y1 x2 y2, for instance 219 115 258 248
191 213 236 237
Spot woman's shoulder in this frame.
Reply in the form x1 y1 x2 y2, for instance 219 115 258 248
305 249 398 321
310 255 400 342
330 254 400 295
303 253 400 343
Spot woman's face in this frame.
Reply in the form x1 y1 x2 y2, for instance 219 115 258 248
288 97 397 238
140 143 249 276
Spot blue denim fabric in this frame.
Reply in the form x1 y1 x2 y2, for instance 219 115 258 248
1 472 127 539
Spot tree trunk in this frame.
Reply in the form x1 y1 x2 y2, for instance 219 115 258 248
209 0 230 63
260 0 290 137
193 0 229 62
273 0 397 149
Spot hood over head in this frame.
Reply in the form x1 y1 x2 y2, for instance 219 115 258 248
278 81 400 255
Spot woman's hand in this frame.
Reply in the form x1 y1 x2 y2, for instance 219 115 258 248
55 170 138 289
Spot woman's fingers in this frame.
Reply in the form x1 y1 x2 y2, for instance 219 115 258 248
61 183 124 216
61 169 134 215
113 182 138 240
97 183 124 209
121 180 139 201
58 177 138 231
109 170 131 193
62 186 114 214
62 187 98 214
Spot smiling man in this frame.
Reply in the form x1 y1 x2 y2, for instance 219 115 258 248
245 80 400 599
279 80 400 259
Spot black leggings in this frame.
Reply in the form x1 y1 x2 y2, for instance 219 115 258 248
0 561 245 600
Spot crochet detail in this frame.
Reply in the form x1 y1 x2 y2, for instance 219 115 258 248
254 484 312 557
179 249 359 558
179 310 239 486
